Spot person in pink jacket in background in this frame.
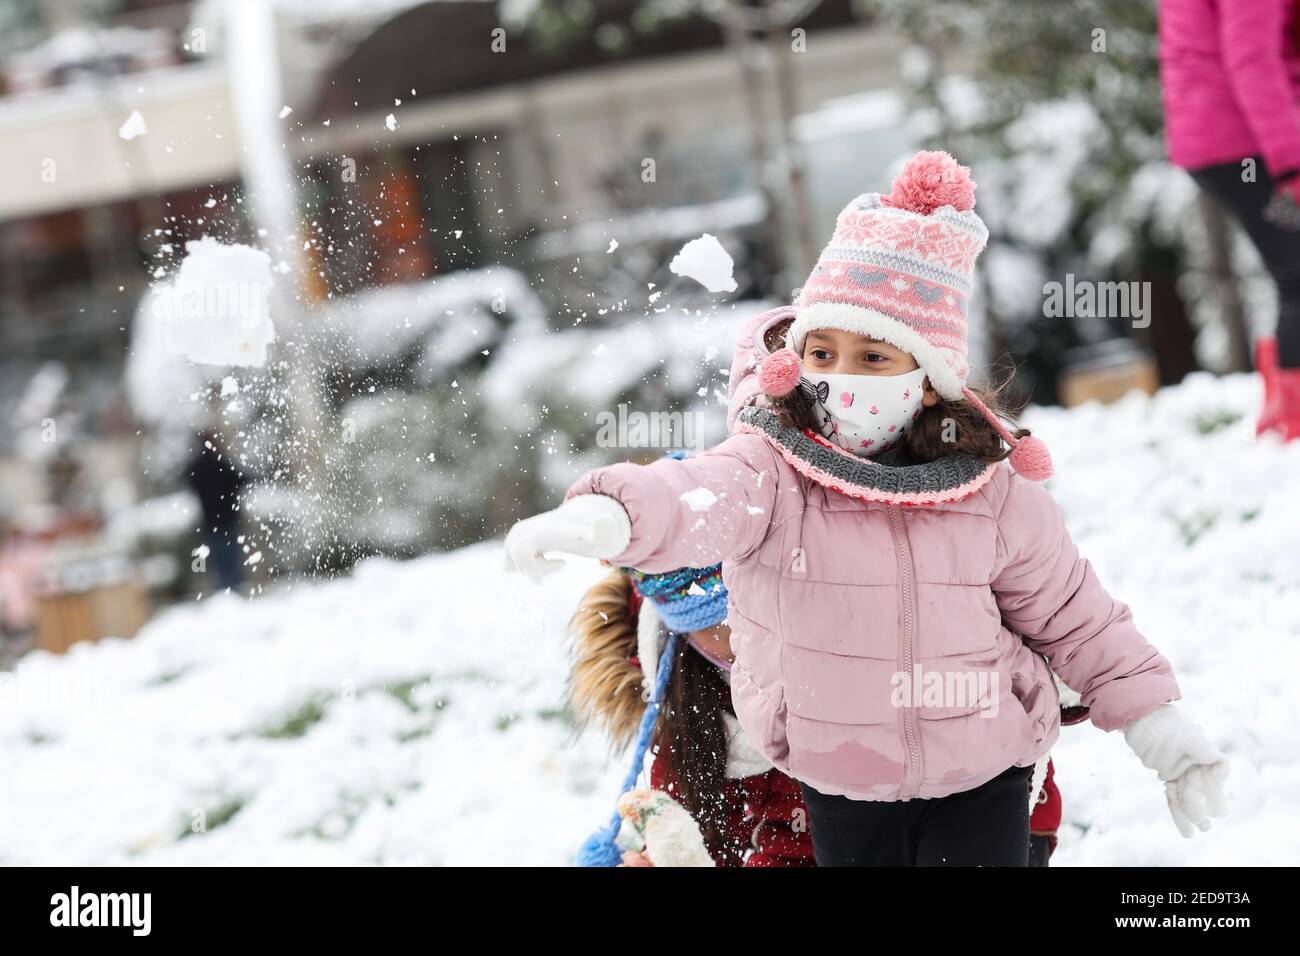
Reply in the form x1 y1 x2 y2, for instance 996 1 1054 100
1159 0 1300 439
506 152 1229 866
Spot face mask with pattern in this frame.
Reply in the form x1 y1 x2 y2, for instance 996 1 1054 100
802 366 929 456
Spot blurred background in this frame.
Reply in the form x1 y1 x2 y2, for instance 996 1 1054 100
0 0 1272 662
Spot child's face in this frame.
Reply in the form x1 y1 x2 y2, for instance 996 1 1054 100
687 623 733 662
802 329 939 406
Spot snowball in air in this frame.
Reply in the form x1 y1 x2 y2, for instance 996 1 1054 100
155 237 276 368
119 110 147 140
669 234 737 293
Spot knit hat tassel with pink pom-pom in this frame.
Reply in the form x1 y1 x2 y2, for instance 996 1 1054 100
761 149 1052 480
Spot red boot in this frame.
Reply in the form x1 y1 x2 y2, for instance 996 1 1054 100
1278 366 1300 441
1258 337 1300 441
1257 338 1281 436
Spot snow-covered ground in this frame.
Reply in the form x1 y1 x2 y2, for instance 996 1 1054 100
1 372 1297 865
1021 373 1300 866
0 545 617 866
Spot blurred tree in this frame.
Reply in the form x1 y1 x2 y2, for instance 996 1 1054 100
0 0 44 59
866 0 1242 396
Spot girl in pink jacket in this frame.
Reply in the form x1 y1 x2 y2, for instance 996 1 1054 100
506 152 1229 866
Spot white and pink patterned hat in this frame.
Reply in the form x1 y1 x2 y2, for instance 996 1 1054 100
770 150 1052 480
788 150 986 401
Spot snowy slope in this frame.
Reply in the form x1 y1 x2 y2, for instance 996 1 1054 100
2 372 1297 865
0 551 618 866
1020 373 1300 866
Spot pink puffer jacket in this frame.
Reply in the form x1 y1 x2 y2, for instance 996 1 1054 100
566 308 1180 802
1158 0 1300 176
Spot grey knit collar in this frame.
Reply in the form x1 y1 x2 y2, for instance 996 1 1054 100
734 405 998 506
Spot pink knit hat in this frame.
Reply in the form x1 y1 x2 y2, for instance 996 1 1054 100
767 150 1051 480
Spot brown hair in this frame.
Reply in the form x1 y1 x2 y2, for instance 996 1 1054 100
566 571 737 862
653 640 734 861
760 318 1029 465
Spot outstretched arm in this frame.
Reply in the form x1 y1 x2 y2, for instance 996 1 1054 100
565 433 781 572
504 433 781 582
991 476 1227 837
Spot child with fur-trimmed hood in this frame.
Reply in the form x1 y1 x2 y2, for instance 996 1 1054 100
569 563 814 866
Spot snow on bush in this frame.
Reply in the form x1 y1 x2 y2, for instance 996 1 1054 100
315 265 547 375
480 302 767 497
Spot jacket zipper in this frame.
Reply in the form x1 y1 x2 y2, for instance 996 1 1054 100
887 504 923 799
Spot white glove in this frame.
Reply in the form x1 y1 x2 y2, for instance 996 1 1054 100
502 494 632 584
1122 704 1229 838
616 789 714 867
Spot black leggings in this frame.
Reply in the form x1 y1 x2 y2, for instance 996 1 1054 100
798 764 1033 867
1191 161 1300 368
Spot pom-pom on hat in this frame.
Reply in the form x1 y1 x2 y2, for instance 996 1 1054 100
885 149 978 215
782 149 1052 481
758 347 802 397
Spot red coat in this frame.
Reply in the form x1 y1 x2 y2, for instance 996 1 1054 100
1031 759 1063 855
650 754 817 867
